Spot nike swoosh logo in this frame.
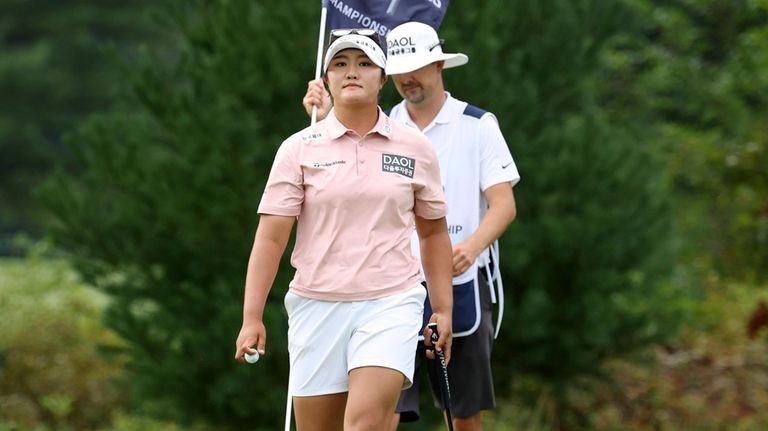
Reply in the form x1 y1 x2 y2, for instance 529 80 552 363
502 162 512 169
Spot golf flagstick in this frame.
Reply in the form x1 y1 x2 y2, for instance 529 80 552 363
284 367 292 431
428 323 454 431
285 7 327 430
310 3 328 126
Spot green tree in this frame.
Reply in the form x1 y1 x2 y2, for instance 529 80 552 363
441 0 682 426
40 0 691 428
41 1 317 428
597 0 768 282
0 0 162 249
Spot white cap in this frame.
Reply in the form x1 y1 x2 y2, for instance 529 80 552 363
323 34 386 73
385 22 468 75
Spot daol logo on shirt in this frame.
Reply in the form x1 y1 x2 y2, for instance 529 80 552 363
382 153 415 178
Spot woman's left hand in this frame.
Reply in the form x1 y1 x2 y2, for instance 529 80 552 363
424 313 452 365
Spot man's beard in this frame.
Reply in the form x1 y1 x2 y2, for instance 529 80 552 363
401 83 425 104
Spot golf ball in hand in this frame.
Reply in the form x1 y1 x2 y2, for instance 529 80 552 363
244 351 260 364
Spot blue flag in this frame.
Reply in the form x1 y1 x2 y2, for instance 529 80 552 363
324 0 449 37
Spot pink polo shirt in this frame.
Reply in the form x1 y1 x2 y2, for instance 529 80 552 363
258 108 447 301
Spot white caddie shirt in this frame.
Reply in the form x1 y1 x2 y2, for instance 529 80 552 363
390 92 520 284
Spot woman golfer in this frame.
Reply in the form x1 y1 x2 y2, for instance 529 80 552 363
235 30 453 430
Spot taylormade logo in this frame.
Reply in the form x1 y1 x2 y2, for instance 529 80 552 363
382 153 415 178
313 160 347 168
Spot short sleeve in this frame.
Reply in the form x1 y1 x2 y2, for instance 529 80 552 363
257 139 304 216
479 113 520 190
413 134 447 220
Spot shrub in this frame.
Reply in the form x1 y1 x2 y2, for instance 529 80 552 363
0 245 127 430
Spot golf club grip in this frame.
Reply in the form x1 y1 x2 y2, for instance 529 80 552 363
427 323 452 409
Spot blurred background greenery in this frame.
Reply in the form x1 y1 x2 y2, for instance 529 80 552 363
1 0 767 430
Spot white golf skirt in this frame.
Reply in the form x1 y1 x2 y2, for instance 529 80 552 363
284 284 426 396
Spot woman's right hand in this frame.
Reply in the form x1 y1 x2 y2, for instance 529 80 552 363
302 79 332 121
235 320 267 363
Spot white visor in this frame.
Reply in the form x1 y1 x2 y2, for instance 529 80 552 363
323 34 386 73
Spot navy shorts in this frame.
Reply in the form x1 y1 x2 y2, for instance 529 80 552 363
395 268 496 421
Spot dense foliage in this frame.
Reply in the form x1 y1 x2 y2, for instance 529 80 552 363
0 0 162 249
0 249 125 430
598 0 768 283
0 0 759 429
40 1 317 428
439 1 683 422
